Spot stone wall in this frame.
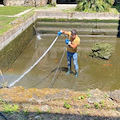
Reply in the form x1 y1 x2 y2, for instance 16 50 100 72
0 13 38 72
3 0 48 7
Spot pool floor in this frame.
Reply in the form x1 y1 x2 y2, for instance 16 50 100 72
2 34 120 91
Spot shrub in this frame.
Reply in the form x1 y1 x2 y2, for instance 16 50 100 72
76 0 114 12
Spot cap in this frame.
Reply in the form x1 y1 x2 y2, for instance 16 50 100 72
71 29 77 35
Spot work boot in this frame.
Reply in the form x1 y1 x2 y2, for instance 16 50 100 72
75 70 78 78
66 68 71 75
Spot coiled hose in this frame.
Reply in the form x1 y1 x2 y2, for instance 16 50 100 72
0 112 9 120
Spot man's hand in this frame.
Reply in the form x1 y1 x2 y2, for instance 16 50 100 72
65 39 71 45
57 30 63 36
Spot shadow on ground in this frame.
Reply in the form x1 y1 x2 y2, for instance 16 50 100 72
112 3 120 37
117 15 120 37
0 111 120 120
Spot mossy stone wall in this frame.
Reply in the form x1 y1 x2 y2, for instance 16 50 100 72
0 23 35 73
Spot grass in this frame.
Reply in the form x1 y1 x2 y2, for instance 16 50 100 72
0 6 32 35
0 16 17 35
0 4 120 36
0 6 32 15
0 99 19 113
4 104 19 113
21 10 36 20
0 7 35 35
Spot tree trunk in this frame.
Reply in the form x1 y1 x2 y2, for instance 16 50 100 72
51 0 56 4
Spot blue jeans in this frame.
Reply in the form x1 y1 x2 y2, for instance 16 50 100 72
67 51 78 71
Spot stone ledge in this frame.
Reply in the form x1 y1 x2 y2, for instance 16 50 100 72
37 10 120 20
0 12 38 51
0 10 120 51
0 86 120 104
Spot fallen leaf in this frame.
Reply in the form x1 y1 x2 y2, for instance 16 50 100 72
9 69 13 71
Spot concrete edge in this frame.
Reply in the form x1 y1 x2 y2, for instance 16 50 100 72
0 12 38 51
0 10 120 51
37 11 120 20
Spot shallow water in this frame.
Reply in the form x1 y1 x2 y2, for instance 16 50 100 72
2 33 120 91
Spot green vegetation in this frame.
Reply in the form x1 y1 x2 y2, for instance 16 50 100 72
112 3 120 13
21 10 35 20
0 7 35 35
105 93 108 98
0 6 32 15
37 18 119 23
4 104 19 113
64 102 71 109
0 99 19 113
84 104 90 108
94 103 100 109
23 109 29 116
94 101 106 109
1 81 8 88
49 2 56 7
100 100 105 108
0 4 120 35
78 95 85 100
36 108 43 114
87 89 92 98
76 0 114 12
0 16 16 35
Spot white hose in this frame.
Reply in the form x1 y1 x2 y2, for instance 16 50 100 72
9 35 59 87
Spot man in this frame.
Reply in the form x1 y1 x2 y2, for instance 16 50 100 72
58 29 80 78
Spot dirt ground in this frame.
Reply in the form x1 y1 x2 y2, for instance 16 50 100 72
0 87 120 120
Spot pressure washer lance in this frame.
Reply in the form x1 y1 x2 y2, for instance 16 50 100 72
49 34 67 88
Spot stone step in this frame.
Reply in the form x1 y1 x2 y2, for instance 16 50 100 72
37 27 118 36
37 21 119 29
